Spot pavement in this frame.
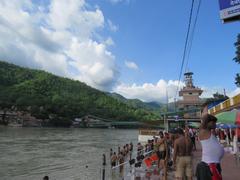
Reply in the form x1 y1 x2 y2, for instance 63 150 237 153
190 140 239 180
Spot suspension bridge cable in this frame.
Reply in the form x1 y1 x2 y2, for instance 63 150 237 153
184 0 202 73
175 0 195 99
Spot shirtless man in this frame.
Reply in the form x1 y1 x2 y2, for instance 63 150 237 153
157 131 168 180
173 128 193 180
111 152 117 167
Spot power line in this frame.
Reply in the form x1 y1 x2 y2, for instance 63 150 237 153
185 0 202 73
175 0 195 99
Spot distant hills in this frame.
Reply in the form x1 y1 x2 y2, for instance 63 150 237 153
107 92 163 111
0 61 162 126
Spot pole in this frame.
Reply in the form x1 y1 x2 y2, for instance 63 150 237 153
165 88 169 131
102 154 106 180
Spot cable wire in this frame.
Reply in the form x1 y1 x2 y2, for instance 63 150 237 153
175 0 195 99
184 0 202 73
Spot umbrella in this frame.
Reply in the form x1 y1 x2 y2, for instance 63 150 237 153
216 123 239 129
215 109 240 125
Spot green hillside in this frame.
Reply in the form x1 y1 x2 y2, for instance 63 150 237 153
0 61 160 126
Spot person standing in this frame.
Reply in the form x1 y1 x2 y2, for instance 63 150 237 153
110 148 113 157
197 114 224 180
189 128 196 150
111 152 117 168
118 152 124 175
156 131 168 180
173 128 193 180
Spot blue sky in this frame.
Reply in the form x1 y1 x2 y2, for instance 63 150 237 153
0 0 239 103
99 0 239 90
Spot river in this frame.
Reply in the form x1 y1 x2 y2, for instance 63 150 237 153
0 127 138 180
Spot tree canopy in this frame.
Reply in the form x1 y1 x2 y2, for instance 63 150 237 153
0 61 160 126
233 34 240 86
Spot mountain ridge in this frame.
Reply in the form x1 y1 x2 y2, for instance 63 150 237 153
0 61 161 126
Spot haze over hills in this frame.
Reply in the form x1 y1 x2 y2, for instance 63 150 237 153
0 61 162 126
107 92 163 110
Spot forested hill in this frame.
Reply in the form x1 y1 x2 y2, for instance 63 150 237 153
0 61 160 126
107 92 164 111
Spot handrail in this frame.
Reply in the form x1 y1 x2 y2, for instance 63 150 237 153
111 150 153 170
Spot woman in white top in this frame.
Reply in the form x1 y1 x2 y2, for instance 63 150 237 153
198 114 224 180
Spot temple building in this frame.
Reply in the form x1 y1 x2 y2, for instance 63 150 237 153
177 72 203 119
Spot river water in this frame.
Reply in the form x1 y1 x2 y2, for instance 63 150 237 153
0 127 138 180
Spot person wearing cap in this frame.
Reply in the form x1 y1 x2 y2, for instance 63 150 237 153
173 128 193 180
197 114 224 180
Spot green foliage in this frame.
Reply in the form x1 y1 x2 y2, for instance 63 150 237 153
203 92 228 107
233 34 240 86
213 92 228 100
236 73 240 87
0 61 160 126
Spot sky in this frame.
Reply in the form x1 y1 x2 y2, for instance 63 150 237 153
0 0 239 103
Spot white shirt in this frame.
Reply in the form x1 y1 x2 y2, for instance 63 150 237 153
200 134 224 163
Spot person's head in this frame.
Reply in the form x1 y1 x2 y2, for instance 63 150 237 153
201 114 217 130
43 176 49 180
176 128 184 136
159 131 164 138
164 132 169 138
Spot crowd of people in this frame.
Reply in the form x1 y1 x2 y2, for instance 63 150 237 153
108 127 197 179
108 114 228 180
110 142 134 173
43 114 234 180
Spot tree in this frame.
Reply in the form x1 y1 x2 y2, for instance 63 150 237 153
233 34 240 86
213 92 228 100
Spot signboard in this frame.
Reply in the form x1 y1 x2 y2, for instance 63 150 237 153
219 0 240 23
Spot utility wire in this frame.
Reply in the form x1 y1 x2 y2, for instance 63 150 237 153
175 0 195 99
184 0 202 73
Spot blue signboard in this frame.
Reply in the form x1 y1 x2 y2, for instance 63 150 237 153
219 0 240 22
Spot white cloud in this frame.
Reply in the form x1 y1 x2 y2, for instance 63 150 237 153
114 79 184 103
0 0 119 90
228 88 240 97
107 19 118 32
108 0 130 4
67 39 119 90
105 37 115 46
114 79 240 103
201 86 240 98
125 60 139 70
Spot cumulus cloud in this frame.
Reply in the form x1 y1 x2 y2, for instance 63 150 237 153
0 0 119 90
125 60 139 70
107 19 118 32
114 79 240 103
104 37 115 46
114 79 185 103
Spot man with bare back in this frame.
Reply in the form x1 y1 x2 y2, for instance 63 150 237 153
173 128 193 180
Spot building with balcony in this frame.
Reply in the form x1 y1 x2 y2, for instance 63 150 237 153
177 72 203 119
